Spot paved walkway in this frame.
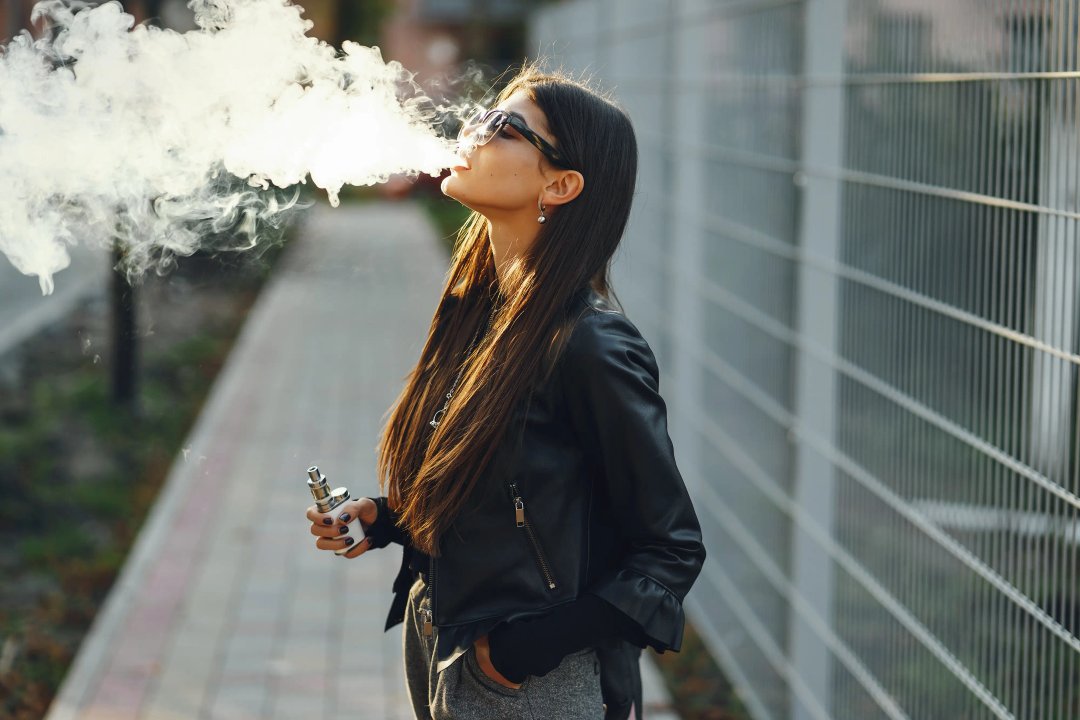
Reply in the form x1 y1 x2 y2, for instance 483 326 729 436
45 201 677 720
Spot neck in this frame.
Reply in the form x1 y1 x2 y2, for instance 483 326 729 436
487 214 540 287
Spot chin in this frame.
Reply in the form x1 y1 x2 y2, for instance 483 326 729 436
441 175 470 200
441 178 478 212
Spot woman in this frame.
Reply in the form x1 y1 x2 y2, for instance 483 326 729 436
305 65 706 720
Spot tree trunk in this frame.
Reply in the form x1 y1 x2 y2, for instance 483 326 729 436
110 242 138 412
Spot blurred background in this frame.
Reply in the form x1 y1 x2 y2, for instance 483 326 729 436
3 0 1080 719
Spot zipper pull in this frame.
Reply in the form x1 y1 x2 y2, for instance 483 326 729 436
509 483 526 527
423 609 433 637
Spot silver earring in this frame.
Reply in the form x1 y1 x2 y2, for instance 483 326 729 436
537 200 547 224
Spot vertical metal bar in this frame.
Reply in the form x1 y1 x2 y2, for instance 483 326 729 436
907 178 923 720
1023 8 1038 717
669 0 707 558
988 3 1007 709
1067 3 1080 704
1005 2 1024 703
1038 11 1061 716
973 182 992 702
984 7 997 708
1029 20 1045 718
789 1 847 716
1033 41 1051 535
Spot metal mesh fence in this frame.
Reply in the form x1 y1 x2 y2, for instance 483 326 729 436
530 1 1080 718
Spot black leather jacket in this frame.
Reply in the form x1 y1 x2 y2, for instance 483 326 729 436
368 287 706 719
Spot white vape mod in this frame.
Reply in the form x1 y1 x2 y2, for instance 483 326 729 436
306 465 366 555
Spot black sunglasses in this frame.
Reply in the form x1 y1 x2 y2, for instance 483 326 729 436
459 107 572 169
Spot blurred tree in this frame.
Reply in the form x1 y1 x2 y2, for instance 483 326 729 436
465 0 487 60
106 0 163 412
110 244 138 410
335 0 392 48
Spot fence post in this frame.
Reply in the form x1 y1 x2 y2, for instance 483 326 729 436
668 0 707 499
789 1 848 717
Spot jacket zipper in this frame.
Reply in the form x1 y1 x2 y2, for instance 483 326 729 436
424 554 436 637
509 482 558 590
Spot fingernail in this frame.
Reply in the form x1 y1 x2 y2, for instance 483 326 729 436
338 526 349 535
338 513 351 523
344 537 354 546
322 518 333 525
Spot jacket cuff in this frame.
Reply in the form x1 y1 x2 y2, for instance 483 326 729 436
365 496 407 549
588 568 686 652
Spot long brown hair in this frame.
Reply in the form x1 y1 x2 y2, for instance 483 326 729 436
375 65 638 557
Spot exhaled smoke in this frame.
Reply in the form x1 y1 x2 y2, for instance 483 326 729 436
0 0 461 294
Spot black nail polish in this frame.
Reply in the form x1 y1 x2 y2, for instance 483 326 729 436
344 537 354 546
338 513 351 523
339 526 349 534
322 518 333 525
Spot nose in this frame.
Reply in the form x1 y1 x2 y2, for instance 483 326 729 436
456 123 481 153
456 128 479 160
458 116 481 142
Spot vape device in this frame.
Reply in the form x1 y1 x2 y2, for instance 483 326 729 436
306 465 366 555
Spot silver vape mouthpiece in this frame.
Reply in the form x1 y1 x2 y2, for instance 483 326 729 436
307 464 349 514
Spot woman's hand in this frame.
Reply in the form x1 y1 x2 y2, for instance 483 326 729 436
472 633 523 690
306 497 377 559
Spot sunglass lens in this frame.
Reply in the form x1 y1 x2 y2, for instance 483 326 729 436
458 108 485 141
475 112 505 144
458 109 507 149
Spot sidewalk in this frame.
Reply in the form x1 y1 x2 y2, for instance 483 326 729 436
45 201 677 720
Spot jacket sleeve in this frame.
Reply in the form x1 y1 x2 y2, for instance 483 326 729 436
559 310 707 653
364 496 408 549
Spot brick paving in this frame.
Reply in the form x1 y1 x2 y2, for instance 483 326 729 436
45 201 677 720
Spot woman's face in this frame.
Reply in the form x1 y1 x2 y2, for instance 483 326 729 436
441 90 557 219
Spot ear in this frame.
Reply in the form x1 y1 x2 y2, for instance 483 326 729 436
541 169 585 209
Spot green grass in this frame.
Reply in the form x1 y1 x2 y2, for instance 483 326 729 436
651 619 753 720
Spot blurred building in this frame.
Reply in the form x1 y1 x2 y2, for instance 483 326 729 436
382 0 530 100
3 0 35 40
533 0 1080 718
1 0 183 36
2 0 529 97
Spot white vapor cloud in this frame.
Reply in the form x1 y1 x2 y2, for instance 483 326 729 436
0 0 460 294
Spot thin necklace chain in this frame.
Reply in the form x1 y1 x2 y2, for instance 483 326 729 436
429 321 487 430
429 361 467 429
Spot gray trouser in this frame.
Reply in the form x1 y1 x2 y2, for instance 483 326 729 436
402 575 606 719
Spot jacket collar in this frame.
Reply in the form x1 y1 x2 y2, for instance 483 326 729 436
489 284 611 313
573 285 614 313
